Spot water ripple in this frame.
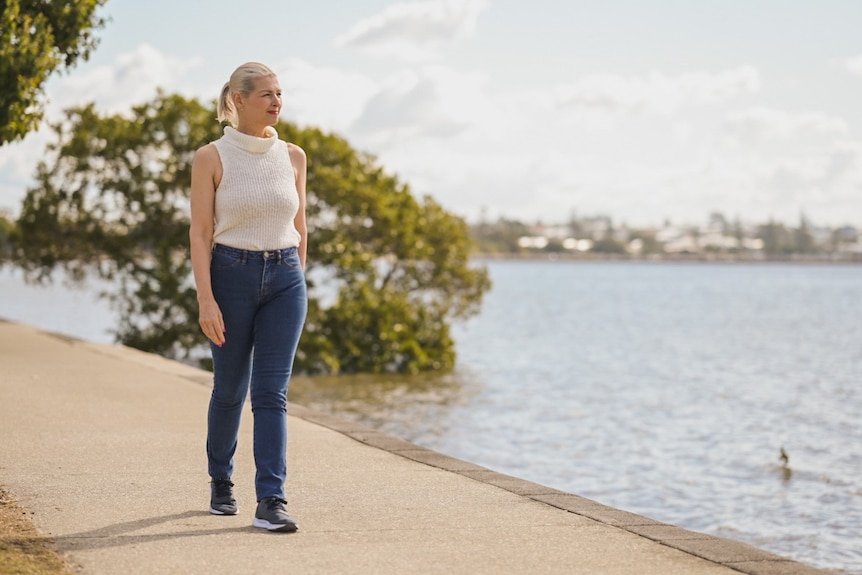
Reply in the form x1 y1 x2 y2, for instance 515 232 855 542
295 261 862 574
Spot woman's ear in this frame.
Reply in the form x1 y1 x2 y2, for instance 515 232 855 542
232 92 245 112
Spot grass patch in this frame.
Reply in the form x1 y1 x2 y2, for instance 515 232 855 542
0 487 75 575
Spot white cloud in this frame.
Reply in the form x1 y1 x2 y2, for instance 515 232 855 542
724 107 849 142
0 132 47 186
47 43 203 118
0 44 204 214
370 72 861 228
756 142 862 192
334 0 490 61
844 54 862 75
277 58 377 134
658 137 862 226
708 106 861 223
556 66 761 116
365 95 707 224
3 40 859 230
298 62 752 225
347 66 489 148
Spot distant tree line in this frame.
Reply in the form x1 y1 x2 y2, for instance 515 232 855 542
470 212 861 260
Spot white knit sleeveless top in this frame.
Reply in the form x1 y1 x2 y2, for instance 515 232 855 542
211 126 301 251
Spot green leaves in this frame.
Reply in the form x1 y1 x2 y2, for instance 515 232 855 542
278 122 490 373
0 0 106 144
14 93 491 373
299 278 456 375
16 94 221 362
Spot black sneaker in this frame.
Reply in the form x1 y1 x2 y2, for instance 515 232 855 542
210 479 238 515
253 497 298 532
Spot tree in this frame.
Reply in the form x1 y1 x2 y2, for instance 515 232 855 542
16 94 218 359
590 237 626 254
758 220 792 256
794 213 816 254
627 231 662 255
14 93 491 374
278 121 490 373
469 216 531 253
0 210 15 261
0 0 106 145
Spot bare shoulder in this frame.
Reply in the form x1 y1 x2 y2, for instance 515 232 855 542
192 143 223 188
286 142 307 169
194 142 220 165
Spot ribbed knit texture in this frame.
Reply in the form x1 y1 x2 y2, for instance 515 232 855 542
212 126 301 251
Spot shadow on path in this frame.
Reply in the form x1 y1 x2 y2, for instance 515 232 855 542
52 510 291 551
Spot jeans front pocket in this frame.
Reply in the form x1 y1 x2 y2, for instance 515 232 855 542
211 249 243 271
279 252 303 270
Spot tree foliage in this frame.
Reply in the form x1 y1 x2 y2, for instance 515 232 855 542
14 93 490 374
0 0 106 145
15 94 219 358
0 211 15 261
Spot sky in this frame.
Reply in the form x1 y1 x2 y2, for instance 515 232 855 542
3 0 862 228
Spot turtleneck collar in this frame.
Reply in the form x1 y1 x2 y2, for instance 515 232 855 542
222 126 278 154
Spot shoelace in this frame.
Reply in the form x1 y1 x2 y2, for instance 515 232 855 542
213 480 234 498
266 497 288 510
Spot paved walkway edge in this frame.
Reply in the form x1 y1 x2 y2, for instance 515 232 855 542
286 402 829 575
2 321 832 575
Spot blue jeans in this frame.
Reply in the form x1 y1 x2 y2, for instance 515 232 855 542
206 243 307 501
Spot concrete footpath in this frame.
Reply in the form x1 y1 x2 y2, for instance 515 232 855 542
0 320 830 575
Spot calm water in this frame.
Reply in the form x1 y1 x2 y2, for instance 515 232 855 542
2 261 860 573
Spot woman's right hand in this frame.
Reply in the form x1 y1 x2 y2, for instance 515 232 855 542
198 298 226 347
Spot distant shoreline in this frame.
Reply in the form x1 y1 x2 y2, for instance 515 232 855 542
471 252 862 264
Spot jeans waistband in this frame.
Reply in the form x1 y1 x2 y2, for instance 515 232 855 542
213 243 298 261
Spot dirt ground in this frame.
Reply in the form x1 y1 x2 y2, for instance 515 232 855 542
0 487 75 575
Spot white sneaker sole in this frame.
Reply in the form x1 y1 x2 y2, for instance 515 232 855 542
253 517 298 532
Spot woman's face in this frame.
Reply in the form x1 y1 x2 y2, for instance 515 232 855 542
238 76 282 127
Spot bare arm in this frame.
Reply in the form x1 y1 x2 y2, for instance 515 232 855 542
189 144 225 346
288 142 308 269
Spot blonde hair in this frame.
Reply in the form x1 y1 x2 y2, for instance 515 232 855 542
216 62 277 127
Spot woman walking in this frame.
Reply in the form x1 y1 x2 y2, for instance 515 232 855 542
189 62 308 532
